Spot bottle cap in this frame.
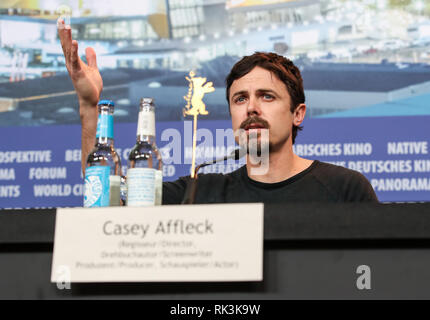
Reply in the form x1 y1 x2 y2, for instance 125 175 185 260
140 97 154 105
98 100 115 107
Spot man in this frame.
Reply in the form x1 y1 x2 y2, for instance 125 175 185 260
58 19 378 204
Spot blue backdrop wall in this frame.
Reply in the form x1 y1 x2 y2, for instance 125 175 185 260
0 0 430 207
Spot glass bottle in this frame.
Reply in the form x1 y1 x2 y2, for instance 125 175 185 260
84 100 121 207
127 98 163 206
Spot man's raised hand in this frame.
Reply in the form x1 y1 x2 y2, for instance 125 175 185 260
57 18 103 109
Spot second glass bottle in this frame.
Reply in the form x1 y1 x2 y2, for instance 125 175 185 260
127 97 163 206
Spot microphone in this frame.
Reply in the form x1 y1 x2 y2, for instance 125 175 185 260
181 147 246 204
194 147 245 174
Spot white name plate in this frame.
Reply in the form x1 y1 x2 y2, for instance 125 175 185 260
51 203 264 283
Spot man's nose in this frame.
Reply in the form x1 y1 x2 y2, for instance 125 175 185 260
247 97 261 116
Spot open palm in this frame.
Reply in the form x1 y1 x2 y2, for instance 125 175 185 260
58 19 102 107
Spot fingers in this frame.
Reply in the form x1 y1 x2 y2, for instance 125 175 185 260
56 17 65 30
85 47 98 69
57 18 73 67
58 18 70 52
71 40 81 72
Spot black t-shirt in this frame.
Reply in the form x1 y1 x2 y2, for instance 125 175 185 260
162 160 378 204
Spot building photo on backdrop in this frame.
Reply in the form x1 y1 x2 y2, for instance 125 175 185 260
0 0 430 208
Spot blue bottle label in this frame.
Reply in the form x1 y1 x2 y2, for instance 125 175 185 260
84 166 110 207
96 114 113 139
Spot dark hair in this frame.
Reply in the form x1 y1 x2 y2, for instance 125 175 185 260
225 52 305 144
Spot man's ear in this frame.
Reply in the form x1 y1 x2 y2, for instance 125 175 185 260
293 103 306 126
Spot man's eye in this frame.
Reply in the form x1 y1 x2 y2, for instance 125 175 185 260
263 94 274 100
235 96 246 103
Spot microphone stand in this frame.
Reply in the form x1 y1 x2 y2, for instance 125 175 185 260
181 148 245 204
